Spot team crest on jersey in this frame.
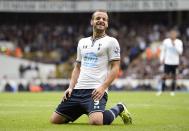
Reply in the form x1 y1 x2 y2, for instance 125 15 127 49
98 43 102 50
83 45 88 49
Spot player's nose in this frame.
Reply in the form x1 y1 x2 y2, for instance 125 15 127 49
99 18 104 22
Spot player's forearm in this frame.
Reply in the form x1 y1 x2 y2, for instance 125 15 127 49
172 41 183 55
102 60 120 90
68 62 81 89
175 46 183 55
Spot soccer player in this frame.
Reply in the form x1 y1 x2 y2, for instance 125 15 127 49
157 29 183 96
50 10 132 125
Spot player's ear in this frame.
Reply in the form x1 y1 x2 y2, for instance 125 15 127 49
90 19 93 26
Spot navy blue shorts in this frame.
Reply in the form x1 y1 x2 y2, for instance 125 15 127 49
164 64 178 75
55 89 108 122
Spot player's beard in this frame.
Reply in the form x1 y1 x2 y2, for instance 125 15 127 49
94 25 107 34
95 27 105 32
93 28 106 37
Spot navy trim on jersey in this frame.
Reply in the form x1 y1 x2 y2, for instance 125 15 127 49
90 34 107 41
90 34 107 47
109 58 120 62
76 60 81 63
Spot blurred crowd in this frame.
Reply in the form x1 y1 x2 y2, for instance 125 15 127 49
123 24 189 79
0 23 78 63
0 13 189 81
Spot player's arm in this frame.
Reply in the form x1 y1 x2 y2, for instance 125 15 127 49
64 40 82 100
63 62 81 100
102 60 120 89
68 40 82 90
174 41 183 55
92 60 120 101
68 62 81 89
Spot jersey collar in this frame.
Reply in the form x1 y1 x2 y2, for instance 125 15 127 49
90 34 107 42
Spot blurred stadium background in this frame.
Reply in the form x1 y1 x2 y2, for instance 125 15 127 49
0 0 189 93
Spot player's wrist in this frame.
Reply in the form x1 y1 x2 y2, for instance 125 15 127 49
101 83 109 90
67 87 74 90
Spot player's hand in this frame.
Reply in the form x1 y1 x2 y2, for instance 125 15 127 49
92 87 105 101
63 88 73 101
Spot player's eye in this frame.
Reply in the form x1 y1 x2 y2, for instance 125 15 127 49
103 18 107 21
95 16 107 22
96 17 101 20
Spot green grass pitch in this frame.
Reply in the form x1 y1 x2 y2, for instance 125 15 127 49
0 91 189 131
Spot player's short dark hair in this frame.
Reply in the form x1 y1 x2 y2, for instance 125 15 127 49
168 28 180 37
91 9 109 20
168 26 179 33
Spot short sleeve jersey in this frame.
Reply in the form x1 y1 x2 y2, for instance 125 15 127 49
160 38 183 65
75 35 120 89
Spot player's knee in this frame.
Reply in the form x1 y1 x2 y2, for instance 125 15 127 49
50 118 56 124
89 119 103 125
50 117 57 124
89 112 103 125
50 117 68 124
50 113 68 124
50 116 62 124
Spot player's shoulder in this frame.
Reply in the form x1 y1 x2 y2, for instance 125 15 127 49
163 38 170 43
78 36 91 45
105 35 118 40
105 35 119 44
175 38 183 44
79 36 91 42
162 38 172 45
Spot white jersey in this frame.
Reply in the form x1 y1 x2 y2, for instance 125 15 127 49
160 38 183 65
74 35 120 89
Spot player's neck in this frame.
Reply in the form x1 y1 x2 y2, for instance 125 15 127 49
170 37 176 41
92 31 106 39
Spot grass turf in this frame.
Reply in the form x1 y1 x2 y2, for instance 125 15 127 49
0 91 189 131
